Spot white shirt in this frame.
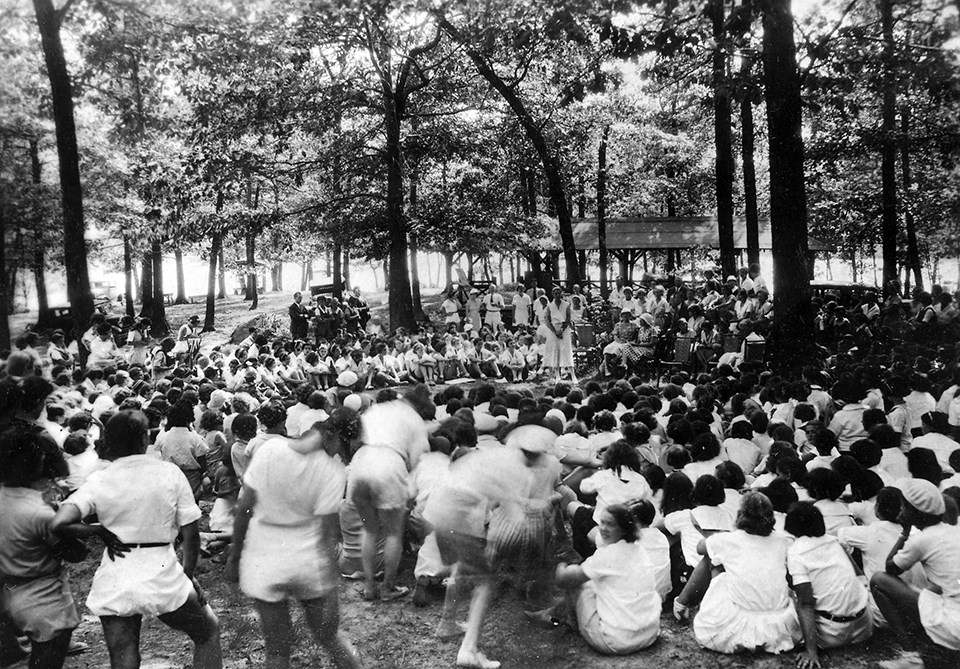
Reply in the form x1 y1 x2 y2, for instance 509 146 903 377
911 433 959 473
580 468 651 524
787 534 869 616
67 455 202 543
361 400 429 471
285 402 310 439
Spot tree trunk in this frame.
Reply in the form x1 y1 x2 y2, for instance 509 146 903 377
149 238 168 336
333 242 342 299
300 260 313 291
245 230 258 310
741 59 761 267
342 247 351 291
216 246 226 299
577 174 586 218
123 236 134 317
900 105 923 291
270 262 282 292
139 252 153 316
880 0 899 289
28 139 50 321
467 253 475 283
174 248 188 304
436 16 581 287
203 231 221 332
597 124 611 299
32 0 94 339
761 0 816 371
0 196 10 350
384 92 415 331
443 250 454 287
709 0 737 279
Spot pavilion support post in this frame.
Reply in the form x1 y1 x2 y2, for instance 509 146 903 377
643 251 648 274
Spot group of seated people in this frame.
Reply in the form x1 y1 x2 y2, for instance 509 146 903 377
2 302 960 669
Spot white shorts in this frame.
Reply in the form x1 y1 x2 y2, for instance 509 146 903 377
240 521 332 603
87 546 193 617
347 446 409 510
919 589 960 650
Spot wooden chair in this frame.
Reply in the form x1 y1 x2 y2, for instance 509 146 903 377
574 323 599 371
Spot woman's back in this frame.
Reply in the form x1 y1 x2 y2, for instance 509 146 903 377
706 530 792 611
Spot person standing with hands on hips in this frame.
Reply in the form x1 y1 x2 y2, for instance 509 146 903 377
543 287 577 385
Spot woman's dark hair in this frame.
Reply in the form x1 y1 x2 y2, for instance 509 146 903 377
257 400 287 429
0 430 45 483
862 408 887 432
811 427 840 455
661 471 694 515
907 448 942 486
805 468 847 501
736 491 776 536
575 405 595 429
769 423 795 445
850 439 882 469
750 411 769 434
784 501 826 538
63 432 89 456
693 474 725 506
775 455 807 485
604 503 639 543
68 411 94 432
199 410 223 433
728 420 754 440
165 401 195 429
621 422 650 446
715 461 745 490
870 424 900 450
231 413 259 441
875 486 904 523
629 498 657 527
642 465 666 493
667 418 694 446
665 445 692 470
99 410 150 461
594 410 617 432
689 432 721 462
761 478 799 514
603 439 643 477
436 417 478 449
317 407 363 456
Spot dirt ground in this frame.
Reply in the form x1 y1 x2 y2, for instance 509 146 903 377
10 292 903 669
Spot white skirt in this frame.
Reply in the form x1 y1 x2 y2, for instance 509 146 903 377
919 589 960 650
543 327 574 368
240 520 331 603
87 545 193 617
693 573 801 654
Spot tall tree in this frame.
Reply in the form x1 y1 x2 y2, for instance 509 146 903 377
707 0 737 278
761 0 815 369
879 0 899 289
32 0 94 338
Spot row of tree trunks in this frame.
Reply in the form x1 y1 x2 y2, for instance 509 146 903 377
174 248 188 304
203 230 222 332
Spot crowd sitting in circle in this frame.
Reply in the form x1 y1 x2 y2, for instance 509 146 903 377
1 275 960 669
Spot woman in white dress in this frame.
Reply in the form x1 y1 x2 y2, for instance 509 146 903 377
672 491 801 655
51 411 222 669
543 287 577 384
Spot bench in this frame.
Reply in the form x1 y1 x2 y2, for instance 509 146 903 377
188 294 207 304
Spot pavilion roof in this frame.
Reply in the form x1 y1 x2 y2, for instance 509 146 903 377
542 216 833 252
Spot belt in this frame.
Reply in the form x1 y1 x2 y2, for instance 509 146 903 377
816 608 866 623
118 542 171 549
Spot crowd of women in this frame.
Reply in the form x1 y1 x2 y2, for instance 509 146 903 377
1 275 960 669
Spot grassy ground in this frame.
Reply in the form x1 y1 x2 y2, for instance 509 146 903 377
10 292 904 669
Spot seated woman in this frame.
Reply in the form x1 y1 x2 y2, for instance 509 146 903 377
545 505 661 655
673 491 801 655
871 479 960 669
51 410 221 669
786 502 873 669
602 311 638 377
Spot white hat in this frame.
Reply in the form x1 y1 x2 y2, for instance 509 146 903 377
470 288 480 294
336 370 359 387
343 393 363 411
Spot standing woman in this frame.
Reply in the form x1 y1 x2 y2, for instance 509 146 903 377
51 410 221 669
543 287 577 385
226 408 363 669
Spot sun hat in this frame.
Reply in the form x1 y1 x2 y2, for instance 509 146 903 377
336 370 359 388
900 478 946 516
343 394 362 411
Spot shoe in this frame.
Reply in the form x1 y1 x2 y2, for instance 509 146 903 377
379 585 410 602
672 599 691 623
412 578 430 607
878 651 924 669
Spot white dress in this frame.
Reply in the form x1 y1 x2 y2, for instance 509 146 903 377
694 530 801 654
542 300 574 368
